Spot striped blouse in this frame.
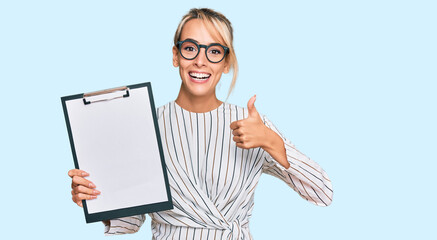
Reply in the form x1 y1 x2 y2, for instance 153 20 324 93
104 101 333 239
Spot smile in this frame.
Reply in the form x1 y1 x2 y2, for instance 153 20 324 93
189 72 211 83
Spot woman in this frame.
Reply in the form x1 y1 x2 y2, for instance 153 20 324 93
68 8 333 239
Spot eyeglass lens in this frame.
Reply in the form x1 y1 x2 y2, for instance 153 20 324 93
180 41 226 63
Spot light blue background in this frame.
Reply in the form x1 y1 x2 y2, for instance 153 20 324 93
1 0 436 239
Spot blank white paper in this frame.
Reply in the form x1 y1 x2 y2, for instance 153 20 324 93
66 87 168 214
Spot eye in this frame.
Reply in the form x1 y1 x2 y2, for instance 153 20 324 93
184 46 197 52
210 49 221 55
208 47 223 55
180 41 198 53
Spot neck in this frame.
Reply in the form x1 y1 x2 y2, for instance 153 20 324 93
175 86 222 113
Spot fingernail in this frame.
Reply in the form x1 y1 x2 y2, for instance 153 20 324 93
93 190 101 195
89 183 96 188
91 195 97 199
82 172 89 176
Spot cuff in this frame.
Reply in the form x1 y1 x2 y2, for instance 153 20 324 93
104 215 145 236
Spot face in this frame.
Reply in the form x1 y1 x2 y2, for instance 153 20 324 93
173 19 230 99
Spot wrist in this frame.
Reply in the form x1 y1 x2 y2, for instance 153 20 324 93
262 127 290 169
261 127 280 151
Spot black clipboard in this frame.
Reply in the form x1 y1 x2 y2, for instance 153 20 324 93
61 82 173 223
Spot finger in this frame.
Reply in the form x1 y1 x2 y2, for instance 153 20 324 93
74 185 101 196
247 95 258 118
232 128 243 136
233 136 242 143
233 135 248 143
71 195 85 208
230 120 241 130
76 193 98 201
72 175 96 189
68 169 89 178
73 198 84 208
236 142 249 149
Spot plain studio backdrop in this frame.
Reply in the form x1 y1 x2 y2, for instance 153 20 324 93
0 0 435 239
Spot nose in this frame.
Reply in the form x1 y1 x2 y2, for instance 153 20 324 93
193 48 208 67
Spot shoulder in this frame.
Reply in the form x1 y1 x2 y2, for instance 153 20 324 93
224 102 271 120
223 102 269 121
222 102 245 116
156 101 173 119
223 102 244 111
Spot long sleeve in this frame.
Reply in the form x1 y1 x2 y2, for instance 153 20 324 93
261 116 333 206
104 214 146 236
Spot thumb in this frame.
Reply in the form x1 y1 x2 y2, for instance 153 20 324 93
247 95 258 118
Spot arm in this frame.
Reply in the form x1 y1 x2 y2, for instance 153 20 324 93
261 116 333 206
104 215 146 235
260 124 289 169
230 96 333 206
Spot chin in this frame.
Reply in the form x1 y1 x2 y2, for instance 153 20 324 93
186 85 214 97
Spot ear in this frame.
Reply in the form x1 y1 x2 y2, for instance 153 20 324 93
172 46 179 67
223 60 230 74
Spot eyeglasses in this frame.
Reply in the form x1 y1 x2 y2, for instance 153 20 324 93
176 39 229 63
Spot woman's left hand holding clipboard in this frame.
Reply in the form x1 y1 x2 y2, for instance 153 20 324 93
230 95 290 169
68 169 110 225
68 169 101 207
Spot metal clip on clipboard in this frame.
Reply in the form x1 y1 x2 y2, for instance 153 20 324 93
83 86 130 105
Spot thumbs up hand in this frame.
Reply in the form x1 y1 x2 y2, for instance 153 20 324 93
230 95 290 168
230 95 271 149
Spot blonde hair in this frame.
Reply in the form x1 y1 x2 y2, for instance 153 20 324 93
174 8 238 101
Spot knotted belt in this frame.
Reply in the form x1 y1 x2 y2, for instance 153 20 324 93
223 219 246 240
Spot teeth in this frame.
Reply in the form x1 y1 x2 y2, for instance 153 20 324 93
189 72 211 79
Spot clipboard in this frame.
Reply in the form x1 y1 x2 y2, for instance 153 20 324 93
61 82 173 223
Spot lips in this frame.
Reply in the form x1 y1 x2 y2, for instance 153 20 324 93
189 71 211 83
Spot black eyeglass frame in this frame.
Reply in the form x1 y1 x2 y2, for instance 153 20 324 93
176 39 229 63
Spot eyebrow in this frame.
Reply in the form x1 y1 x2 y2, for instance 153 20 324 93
181 38 220 46
183 38 199 43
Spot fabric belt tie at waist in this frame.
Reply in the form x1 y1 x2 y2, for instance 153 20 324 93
223 219 243 240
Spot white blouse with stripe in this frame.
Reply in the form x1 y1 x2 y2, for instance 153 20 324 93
104 101 333 239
